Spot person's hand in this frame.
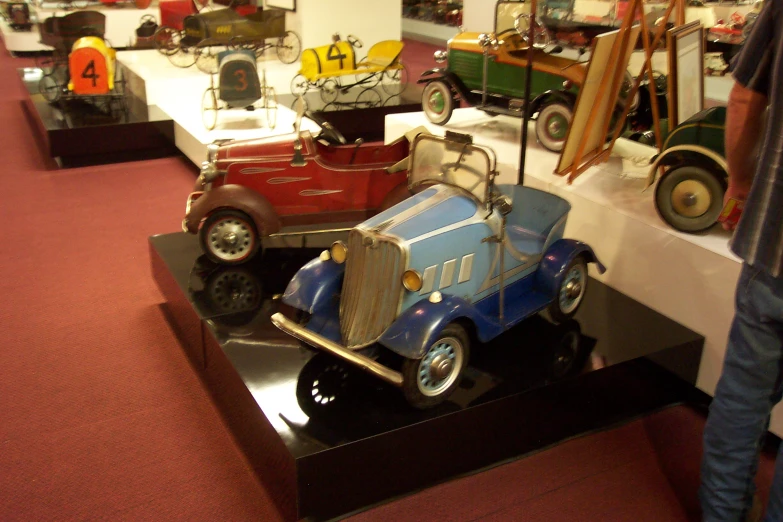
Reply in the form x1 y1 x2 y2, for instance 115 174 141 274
722 180 751 231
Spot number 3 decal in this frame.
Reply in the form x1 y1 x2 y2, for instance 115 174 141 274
81 60 100 88
234 69 247 92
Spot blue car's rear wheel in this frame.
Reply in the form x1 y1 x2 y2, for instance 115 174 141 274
548 256 587 323
402 323 469 409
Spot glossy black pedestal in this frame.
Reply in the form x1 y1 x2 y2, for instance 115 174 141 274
149 232 705 521
19 68 178 167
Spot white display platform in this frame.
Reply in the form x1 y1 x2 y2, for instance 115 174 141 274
383 108 783 432
116 49 319 166
0 4 158 53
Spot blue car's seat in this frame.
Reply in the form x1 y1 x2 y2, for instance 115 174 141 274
496 185 571 257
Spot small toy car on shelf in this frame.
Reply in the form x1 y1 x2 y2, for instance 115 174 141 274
418 0 634 153
155 5 301 70
271 131 605 409
37 12 125 112
646 106 728 233
291 34 408 104
182 102 427 265
201 49 277 130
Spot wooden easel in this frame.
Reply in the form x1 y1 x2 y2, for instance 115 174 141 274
556 0 685 182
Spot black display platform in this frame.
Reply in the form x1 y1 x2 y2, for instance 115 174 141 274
149 232 706 521
19 67 179 167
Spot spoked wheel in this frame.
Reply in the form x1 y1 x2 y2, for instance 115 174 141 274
199 209 261 265
194 45 219 74
421 80 455 125
320 78 340 103
547 256 587 323
276 31 301 64
201 88 219 130
381 62 408 96
264 86 278 129
290 73 310 95
535 102 572 152
356 88 381 108
38 74 61 103
401 323 470 409
354 60 380 90
205 267 262 314
167 40 198 68
153 26 181 56
654 165 726 232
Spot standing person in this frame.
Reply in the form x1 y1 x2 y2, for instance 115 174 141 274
700 0 783 521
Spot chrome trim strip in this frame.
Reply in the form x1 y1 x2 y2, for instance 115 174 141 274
239 167 287 175
360 184 453 234
440 259 456 289
299 189 343 196
458 253 474 283
271 313 404 387
266 176 310 183
267 227 352 238
477 254 541 293
421 265 437 294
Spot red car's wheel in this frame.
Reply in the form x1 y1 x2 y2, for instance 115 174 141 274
199 210 261 265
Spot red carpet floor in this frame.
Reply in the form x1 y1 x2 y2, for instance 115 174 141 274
0 38 767 521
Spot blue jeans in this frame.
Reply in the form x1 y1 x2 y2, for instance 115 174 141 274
701 262 783 521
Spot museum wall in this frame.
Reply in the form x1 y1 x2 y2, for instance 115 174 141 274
296 0 402 50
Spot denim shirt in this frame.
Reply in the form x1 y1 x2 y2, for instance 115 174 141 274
729 0 783 277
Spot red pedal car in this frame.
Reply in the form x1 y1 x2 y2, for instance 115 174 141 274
182 106 423 265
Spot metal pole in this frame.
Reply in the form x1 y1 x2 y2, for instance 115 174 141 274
519 0 538 186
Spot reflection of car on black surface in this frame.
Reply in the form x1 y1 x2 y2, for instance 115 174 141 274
273 132 605 409
182 104 425 265
287 315 593 440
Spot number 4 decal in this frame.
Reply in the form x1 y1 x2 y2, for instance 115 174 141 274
326 44 346 68
81 60 100 88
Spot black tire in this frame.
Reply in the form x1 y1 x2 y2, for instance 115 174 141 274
204 266 262 314
535 102 572 152
295 353 354 418
401 323 469 409
655 165 726 233
421 80 455 125
547 256 587 323
199 209 261 265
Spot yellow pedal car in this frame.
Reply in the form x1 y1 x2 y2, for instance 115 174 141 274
290 34 407 105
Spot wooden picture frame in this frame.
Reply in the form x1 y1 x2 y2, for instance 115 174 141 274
265 0 295 12
667 21 704 128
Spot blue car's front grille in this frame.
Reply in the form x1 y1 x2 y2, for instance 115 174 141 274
340 229 404 349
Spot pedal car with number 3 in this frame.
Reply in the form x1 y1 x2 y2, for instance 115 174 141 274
290 34 408 106
201 49 277 131
182 100 428 265
271 132 605 409
645 106 728 233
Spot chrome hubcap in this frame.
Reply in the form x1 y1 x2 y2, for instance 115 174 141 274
208 218 253 262
671 180 711 217
565 280 582 299
417 337 463 397
429 353 453 380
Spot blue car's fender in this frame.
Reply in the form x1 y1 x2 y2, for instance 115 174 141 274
378 294 503 360
536 239 606 299
281 257 344 315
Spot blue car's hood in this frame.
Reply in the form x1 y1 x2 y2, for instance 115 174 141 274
360 185 481 243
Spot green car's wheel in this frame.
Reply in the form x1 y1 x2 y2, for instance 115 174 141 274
655 165 726 233
422 80 454 125
401 323 469 409
547 256 587 323
536 102 572 152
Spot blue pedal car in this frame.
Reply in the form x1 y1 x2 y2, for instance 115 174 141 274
272 132 605 408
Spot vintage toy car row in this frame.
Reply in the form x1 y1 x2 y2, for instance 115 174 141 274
418 0 633 153
291 34 408 104
201 50 277 131
271 132 605 408
154 5 301 71
182 103 426 265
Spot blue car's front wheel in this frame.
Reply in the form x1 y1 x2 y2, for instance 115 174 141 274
402 323 470 409
548 256 588 323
